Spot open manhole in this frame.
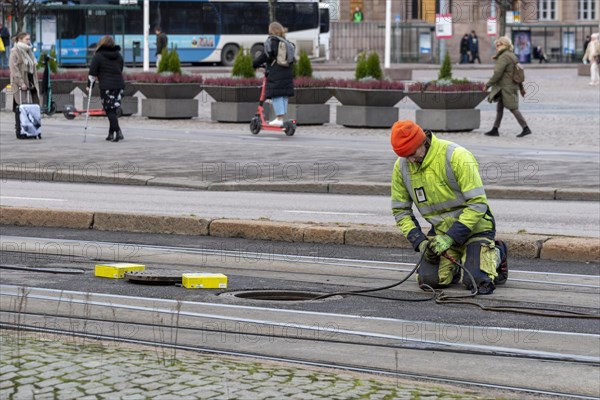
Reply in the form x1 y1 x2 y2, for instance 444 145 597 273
125 270 191 285
221 290 340 302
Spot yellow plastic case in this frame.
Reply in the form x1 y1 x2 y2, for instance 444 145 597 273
95 263 145 279
182 273 228 289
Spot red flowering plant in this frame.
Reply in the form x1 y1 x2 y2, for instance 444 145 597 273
123 72 203 83
202 77 262 86
293 77 337 88
407 79 485 92
330 78 405 90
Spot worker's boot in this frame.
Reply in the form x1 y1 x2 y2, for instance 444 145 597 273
494 240 508 285
484 127 499 136
106 130 114 141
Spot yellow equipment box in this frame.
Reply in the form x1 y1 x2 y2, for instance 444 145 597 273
182 273 228 289
95 263 145 279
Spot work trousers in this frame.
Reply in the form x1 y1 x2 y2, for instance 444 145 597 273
417 235 499 289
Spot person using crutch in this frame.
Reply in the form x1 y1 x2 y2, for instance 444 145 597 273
88 35 125 142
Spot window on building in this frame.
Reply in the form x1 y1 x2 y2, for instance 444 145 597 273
538 0 557 20
578 0 597 20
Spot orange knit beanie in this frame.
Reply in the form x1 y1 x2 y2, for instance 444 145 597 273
390 120 426 157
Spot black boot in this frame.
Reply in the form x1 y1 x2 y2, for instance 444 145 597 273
106 131 114 141
516 126 532 137
484 127 499 136
494 240 508 285
112 130 124 142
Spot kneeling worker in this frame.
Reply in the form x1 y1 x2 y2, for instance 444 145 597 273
390 120 507 294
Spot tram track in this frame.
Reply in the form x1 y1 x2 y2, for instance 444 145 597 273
1 285 599 399
1 235 599 398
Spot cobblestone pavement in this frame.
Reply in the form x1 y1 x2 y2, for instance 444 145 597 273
0 330 516 400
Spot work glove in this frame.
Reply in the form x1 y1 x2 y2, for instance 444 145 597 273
430 234 454 256
418 240 438 264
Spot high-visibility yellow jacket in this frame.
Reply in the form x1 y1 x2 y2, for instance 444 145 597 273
391 134 495 250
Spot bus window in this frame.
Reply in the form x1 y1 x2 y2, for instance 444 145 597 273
320 7 330 33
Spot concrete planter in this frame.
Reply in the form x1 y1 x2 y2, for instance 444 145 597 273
132 83 201 119
290 87 333 105
408 91 487 132
336 105 398 128
333 88 404 128
204 85 261 122
578 64 591 76
333 88 405 107
203 85 261 103
407 91 487 110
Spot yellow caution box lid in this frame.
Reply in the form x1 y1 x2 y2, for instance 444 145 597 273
95 263 145 279
182 273 228 289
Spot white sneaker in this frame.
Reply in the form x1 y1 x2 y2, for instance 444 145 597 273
268 119 283 127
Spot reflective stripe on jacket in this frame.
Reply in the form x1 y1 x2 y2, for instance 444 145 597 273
391 134 495 250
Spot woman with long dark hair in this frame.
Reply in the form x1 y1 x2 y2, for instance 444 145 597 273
88 35 125 142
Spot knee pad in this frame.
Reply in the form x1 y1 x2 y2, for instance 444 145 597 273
462 240 495 293
417 260 442 289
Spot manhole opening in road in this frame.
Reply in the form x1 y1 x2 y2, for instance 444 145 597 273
222 290 341 302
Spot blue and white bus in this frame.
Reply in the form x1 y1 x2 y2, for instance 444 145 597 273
35 0 324 66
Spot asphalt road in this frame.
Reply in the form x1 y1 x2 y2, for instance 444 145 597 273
1 180 599 237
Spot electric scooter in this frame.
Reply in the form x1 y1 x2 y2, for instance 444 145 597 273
249 70 296 136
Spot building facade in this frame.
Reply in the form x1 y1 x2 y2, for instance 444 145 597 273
326 0 600 63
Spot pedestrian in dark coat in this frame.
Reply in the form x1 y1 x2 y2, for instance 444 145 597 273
459 34 470 64
88 35 125 142
252 21 294 126
468 30 480 64
483 36 531 138
155 26 168 68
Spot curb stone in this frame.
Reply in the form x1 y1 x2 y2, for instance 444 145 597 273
1 173 598 201
1 206 598 263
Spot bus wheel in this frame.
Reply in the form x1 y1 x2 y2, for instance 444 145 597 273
250 44 264 59
221 44 239 66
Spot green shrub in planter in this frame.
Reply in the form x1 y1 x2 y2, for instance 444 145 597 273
37 49 58 73
366 52 383 80
232 48 256 78
157 48 170 73
294 50 313 78
168 47 182 74
354 52 367 80
438 51 453 81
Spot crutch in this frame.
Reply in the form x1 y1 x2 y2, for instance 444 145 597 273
83 76 95 143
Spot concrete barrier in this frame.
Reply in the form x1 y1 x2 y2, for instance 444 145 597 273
210 219 306 242
0 206 93 229
94 212 210 235
303 225 346 245
345 225 411 248
1 207 597 263
540 237 600 262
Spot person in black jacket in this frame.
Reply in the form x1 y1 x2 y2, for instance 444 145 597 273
89 35 125 142
252 22 294 127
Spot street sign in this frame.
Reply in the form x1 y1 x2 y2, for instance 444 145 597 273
487 17 497 36
435 14 452 39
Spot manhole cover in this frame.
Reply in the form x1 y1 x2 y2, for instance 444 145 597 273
125 270 192 285
221 290 339 302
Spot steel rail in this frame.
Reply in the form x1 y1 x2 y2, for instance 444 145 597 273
2 236 599 290
0 320 597 400
1 290 598 364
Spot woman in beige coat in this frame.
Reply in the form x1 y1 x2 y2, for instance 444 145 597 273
582 33 600 86
483 36 531 138
9 32 41 139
